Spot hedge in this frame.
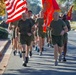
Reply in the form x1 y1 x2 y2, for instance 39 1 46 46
0 27 8 39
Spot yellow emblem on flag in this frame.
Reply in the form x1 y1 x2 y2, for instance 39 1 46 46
43 0 51 11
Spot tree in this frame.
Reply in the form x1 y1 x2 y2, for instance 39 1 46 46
73 0 76 10
27 0 41 14
58 0 76 10
0 0 5 16
57 0 66 4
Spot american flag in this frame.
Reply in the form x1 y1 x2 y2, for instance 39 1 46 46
4 0 28 23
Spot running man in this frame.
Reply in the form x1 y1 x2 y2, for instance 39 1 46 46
17 12 34 67
62 14 71 62
28 10 35 58
50 12 68 66
36 11 46 56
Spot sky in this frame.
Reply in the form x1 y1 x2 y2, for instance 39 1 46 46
38 0 42 7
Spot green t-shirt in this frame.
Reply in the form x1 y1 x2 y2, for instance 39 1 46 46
64 20 71 31
50 19 66 36
63 20 71 39
29 18 35 26
36 18 44 32
18 19 33 35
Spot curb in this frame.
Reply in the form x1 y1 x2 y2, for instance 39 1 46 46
0 40 10 57
0 42 12 75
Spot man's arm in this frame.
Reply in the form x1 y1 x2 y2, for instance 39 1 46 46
64 26 68 33
67 21 71 31
8 22 13 30
60 26 68 36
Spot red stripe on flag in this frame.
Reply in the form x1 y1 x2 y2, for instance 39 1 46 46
4 0 28 23
8 8 26 19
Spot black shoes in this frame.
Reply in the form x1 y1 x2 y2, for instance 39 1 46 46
13 50 22 58
39 52 42 56
59 55 62 62
55 61 58 66
23 63 27 67
42 47 44 51
63 57 66 62
62 52 66 62
37 48 40 52
23 57 29 67
13 50 17 56
29 51 32 57
18 51 22 58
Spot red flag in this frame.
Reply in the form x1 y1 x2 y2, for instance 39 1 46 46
42 0 60 32
67 5 73 20
42 0 54 32
52 0 60 11
4 0 28 23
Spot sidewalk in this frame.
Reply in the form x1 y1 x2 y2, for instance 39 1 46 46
0 40 10 58
0 40 10 75
2 42 76 75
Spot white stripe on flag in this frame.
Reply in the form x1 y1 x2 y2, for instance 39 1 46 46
5 0 27 23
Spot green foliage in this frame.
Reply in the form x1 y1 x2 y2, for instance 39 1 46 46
58 0 76 10
0 27 8 39
0 0 5 16
28 4 41 14
27 0 41 14
57 0 66 3
73 0 76 10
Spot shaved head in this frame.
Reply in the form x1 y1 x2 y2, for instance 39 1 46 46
53 12 59 16
22 12 28 20
53 12 59 21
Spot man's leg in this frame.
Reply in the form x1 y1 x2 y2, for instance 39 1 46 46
54 44 58 61
22 45 29 67
17 43 22 58
13 38 17 55
54 44 58 66
22 45 26 62
39 37 43 55
63 40 67 61
29 41 33 57
23 36 32 67
58 47 63 62
41 33 45 51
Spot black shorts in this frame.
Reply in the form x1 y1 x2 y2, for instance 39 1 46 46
52 35 63 47
38 32 46 38
19 34 32 46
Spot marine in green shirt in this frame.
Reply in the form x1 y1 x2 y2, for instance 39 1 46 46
36 18 46 38
18 18 33 46
62 14 71 62
50 12 68 66
62 19 71 42
50 19 66 36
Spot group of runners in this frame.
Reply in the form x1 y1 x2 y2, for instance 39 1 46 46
8 10 71 67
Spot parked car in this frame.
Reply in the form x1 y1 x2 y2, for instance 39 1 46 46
0 21 8 28
0 27 8 39
0 16 3 21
